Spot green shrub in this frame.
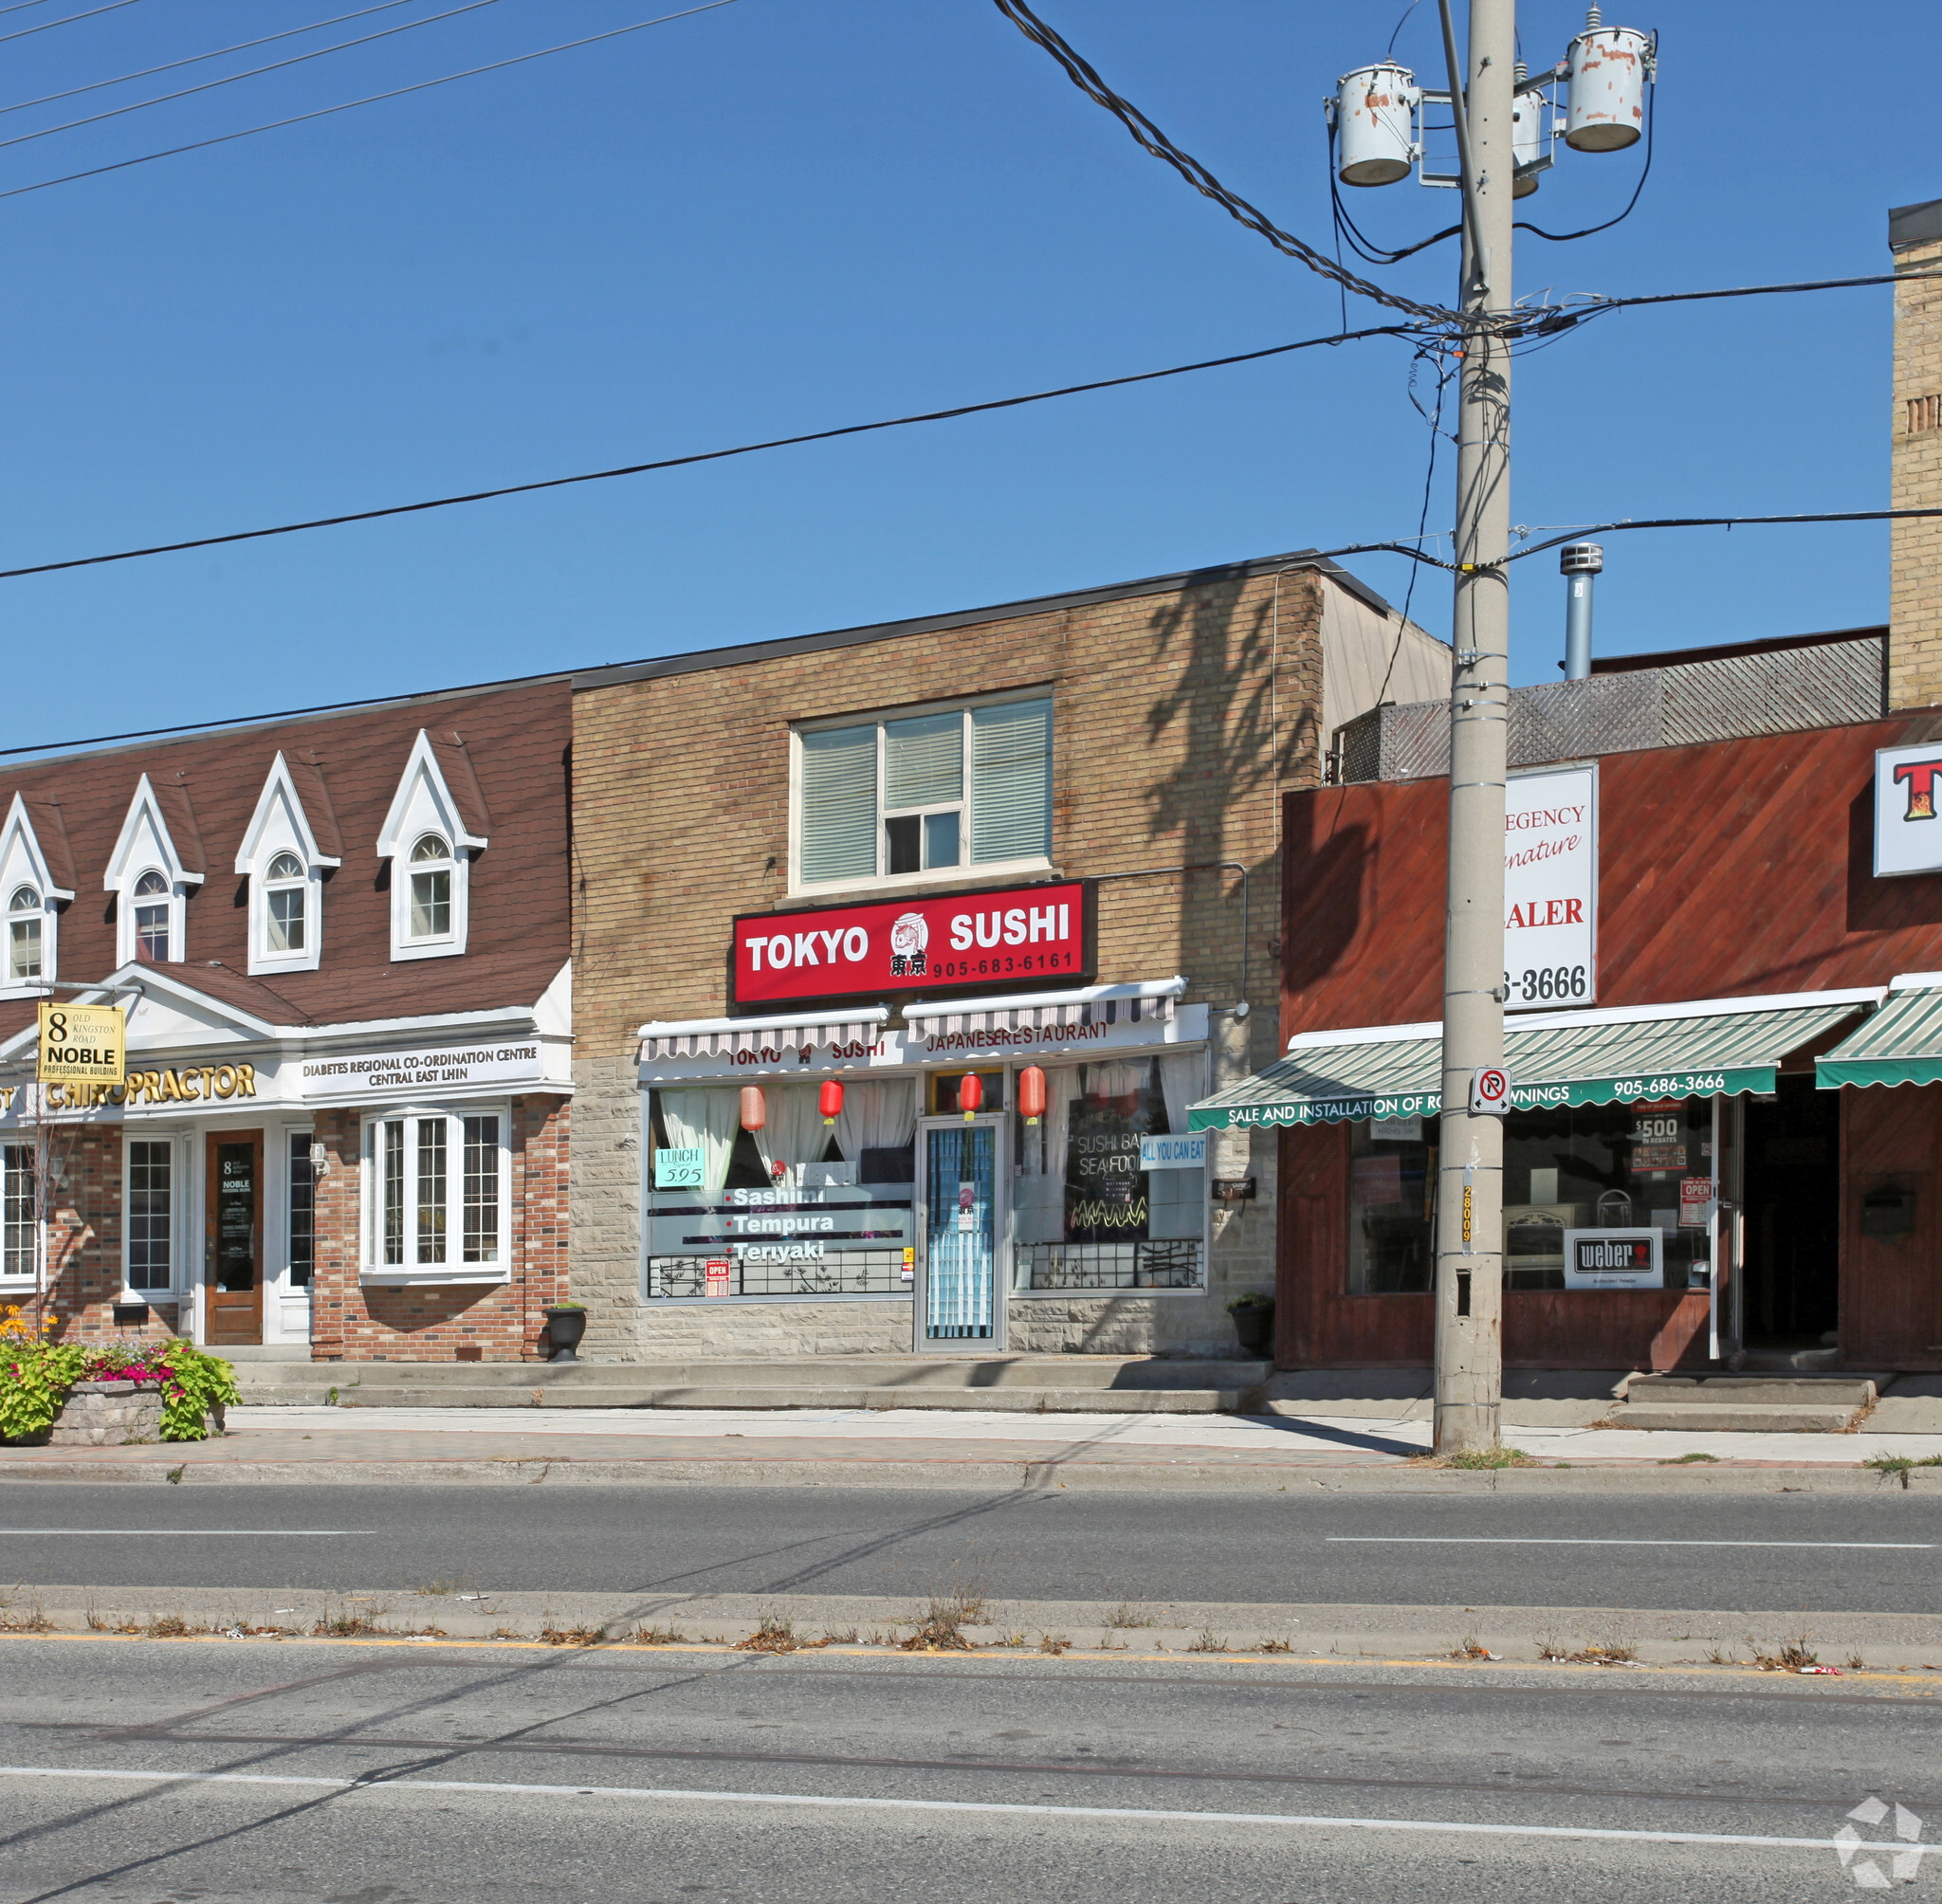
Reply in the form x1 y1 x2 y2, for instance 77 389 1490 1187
0 1337 86 1443
0 1332 238 1443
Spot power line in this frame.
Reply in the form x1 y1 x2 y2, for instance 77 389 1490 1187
0 0 742 202
0 0 142 43
0 322 1423 584
1506 510 1942 563
991 0 1458 326
0 0 506 153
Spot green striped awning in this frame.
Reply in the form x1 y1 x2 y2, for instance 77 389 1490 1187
1816 979 1942 1089
1188 994 1876 1131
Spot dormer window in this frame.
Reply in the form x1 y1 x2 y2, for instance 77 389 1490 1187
133 871 171 962
265 853 306 952
8 888 41 983
376 731 485 961
409 834 453 941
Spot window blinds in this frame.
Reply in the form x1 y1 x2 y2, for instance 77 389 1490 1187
970 699 1052 863
884 712 962 811
800 725 877 884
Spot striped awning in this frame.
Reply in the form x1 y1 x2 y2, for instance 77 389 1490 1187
638 1006 889 1063
902 978 1184 1039
1188 990 1878 1130
1817 975 1942 1089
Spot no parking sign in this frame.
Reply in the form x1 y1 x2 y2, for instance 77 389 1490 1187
1469 1067 1511 1117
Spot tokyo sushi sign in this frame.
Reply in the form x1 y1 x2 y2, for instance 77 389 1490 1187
732 880 1094 1005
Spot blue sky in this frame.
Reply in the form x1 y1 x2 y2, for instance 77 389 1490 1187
0 0 1931 746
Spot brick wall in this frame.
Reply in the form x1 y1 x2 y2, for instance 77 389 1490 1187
308 1094 568 1363
570 565 1337 1359
1893 231 1942 708
31 1122 178 1346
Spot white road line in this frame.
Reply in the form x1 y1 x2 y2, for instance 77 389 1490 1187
0 1529 358 1537
0 1764 1915 1855
1325 1538 1934 1549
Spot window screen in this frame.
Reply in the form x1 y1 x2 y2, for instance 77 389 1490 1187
884 713 962 810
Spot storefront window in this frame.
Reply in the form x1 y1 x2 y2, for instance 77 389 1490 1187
1 1143 34 1284
1013 1055 1206 1291
368 1111 504 1276
288 1132 314 1289
645 1080 918 1299
127 1139 172 1291
1345 1099 1714 1294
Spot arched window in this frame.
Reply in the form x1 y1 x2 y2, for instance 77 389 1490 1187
408 833 452 941
264 851 305 954
133 870 170 962
7 886 40 983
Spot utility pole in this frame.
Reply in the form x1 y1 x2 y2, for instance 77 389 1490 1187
1433 0 1515 1455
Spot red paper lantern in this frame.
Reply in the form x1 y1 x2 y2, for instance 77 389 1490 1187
739 1085 767 1133
1017 1065 1047 1126
819 1079 845 1126
958 1072 983 1121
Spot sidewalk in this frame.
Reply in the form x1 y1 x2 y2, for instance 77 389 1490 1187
5 1403 1942 1488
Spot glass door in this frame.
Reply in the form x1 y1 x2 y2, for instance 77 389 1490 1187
914 1115 1005 1350
205 1129 264 1346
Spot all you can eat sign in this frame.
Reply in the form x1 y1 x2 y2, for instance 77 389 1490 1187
733 881 1093 1005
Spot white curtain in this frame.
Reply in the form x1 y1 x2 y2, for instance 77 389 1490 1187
1158 1051 1206 1137
1041 1063 1081 1187
1085 1060 1150 1104
832 1078 917 1169
657 1089 741 1198
753 1085 830 1188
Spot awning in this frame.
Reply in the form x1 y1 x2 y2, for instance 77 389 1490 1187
1188 989 1879 1130
902 977 1184 1038
638 1006 889 1063
1816 974 1942 1089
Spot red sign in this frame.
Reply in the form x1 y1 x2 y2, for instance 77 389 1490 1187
732 881 1093 1005
705 1257 730 1298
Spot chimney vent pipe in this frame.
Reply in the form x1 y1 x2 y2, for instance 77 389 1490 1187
1561 541 1603 681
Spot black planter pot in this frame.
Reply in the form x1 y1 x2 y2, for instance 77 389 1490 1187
543 1307 587 1364
1229 1302 1274 1358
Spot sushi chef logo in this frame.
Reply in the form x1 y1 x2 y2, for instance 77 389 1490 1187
1833 1796 1929 1888
889 911 928 979
1893 758 1942 821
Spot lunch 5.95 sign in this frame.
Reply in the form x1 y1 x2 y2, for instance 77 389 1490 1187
732 880 1093 1005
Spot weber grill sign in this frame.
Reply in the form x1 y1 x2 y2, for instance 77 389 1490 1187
733 881 1093 1005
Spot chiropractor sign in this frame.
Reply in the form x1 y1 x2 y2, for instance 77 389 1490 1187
732 881 1094 1005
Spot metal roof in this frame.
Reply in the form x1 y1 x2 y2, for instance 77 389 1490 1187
1189 992 1877 1130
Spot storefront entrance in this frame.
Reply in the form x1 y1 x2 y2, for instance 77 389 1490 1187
915 1115 1004 1348
1740 1077 1841 1355
205 1129 264 1346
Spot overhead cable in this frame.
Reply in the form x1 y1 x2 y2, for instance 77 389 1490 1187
0 0 742 201
0 322 1423 583
0 0 142 42
0 0 505 153
990 0 1458 326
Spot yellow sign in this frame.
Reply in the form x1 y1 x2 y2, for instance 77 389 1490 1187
38 1002 125 1086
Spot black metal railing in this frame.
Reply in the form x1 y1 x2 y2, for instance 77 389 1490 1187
646 1252 911 1300
1014 1240 1204 1291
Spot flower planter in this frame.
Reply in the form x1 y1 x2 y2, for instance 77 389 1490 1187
1228 1299 1275 1359
543 1307 587 1364
47 1379 163 1448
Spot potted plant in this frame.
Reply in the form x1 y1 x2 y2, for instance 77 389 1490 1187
542 1301 587 1364
1226 1291 1274 1358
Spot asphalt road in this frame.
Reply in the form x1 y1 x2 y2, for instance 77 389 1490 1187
0 1636 1931 1903
3 1483 1939 1614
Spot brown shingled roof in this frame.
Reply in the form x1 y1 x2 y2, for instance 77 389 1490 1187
0 681 570 1045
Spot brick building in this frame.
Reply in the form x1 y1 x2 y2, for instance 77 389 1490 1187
0 683 573 1364
569 551 1447 1361
1892 195 1942 708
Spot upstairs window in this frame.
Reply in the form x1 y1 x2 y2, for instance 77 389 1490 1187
133 870 171 962
8 887 41 983
264 852 306 954
408 834 453 942
796 695 1053 890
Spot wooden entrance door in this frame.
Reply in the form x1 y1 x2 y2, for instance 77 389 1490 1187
205 1129 265 1346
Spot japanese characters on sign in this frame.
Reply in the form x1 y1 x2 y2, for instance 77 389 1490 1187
732 881 1093 1005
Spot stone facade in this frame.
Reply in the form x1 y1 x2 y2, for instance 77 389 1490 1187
46 1379 161 1447
570 556 1430 1361
1892 203 1942 709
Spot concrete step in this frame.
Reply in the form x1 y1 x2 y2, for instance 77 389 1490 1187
1617 1403 1863 1434
319 1382 1240 1415
1625 1374 1878 1408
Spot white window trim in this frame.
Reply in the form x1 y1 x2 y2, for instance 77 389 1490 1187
236 753 338 977
120 1128 186 1301
104 776 202 967
375 732 484 962
358 1101 511 1286
788 688 1054 898
0 1137 41 1291
0 796 68 1001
